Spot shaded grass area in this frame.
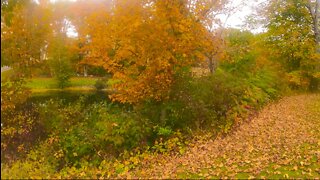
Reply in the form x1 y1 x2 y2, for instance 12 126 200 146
25 77 99 91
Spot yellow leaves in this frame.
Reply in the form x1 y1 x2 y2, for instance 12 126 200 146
47 136 59 144
248 145 254 153
299 161 305 166
2 3 52 77
17 144 25 152
54 149 64 159
313 72 320 79
112 123 119 127
286 71 304 86
218 163 224 168
79 0 222 104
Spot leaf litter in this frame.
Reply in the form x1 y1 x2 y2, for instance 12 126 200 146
121 94 320 179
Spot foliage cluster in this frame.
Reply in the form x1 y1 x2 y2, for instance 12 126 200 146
1 78 43 162
141 66 283 135
1 94 189 178
81 0 222 104
266 0 320 91
35 98 149 166
48 58 74 89
140 30 285 134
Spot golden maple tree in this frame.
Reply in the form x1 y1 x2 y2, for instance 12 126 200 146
79 0 224 104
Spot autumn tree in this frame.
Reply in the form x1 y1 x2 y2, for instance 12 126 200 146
224 29 255 63
193 0 234 74
1 0 52 159
1 0 52 77
42 1 82 87
65 0 113 76
81 0 222 104
265 0 320 90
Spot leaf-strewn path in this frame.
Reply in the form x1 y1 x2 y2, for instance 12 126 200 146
128 94 320 179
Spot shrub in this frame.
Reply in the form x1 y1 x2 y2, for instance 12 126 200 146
87 66 109 77
140 65 282 133
94 78 108 91
1 78 44 162
35 98 151 167
156 126 173 137
189 70 246 130
48 57 74 89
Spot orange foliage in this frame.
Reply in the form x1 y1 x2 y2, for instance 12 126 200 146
1 2 52 77
80 0 221 104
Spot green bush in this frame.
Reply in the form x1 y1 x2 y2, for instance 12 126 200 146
189 70 245 130
48 58 74 89
140 64 282 134
157 126 173 137
35 98 151 167
94 78 108 91
87 66 109 77
191 67 282 131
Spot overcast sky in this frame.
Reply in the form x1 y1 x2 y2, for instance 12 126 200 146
220 0 267 33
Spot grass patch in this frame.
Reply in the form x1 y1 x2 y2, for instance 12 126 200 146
177 171 204 179
256 155 320 179
30 87 100 93
26 77 99 90
26 78 57 89
69 77 99 87
309 95 320 114
235 172 251 179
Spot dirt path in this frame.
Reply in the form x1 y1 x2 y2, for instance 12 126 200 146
128 94 320 179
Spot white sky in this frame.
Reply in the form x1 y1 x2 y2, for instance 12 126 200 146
219 0 267 33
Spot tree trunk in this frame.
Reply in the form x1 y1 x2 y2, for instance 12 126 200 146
208 55 218 74
208 57 214 74
83 65 88 77
314 0 319 53
307 0 320 53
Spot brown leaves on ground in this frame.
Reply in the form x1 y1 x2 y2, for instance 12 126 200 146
123 94 320 178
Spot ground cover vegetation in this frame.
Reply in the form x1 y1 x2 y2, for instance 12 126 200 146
1 0 319 178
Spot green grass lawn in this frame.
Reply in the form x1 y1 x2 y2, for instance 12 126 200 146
1 73 105 92
26 77 100 92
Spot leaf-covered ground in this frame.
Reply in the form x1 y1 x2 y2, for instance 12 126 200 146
125 94 320 179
